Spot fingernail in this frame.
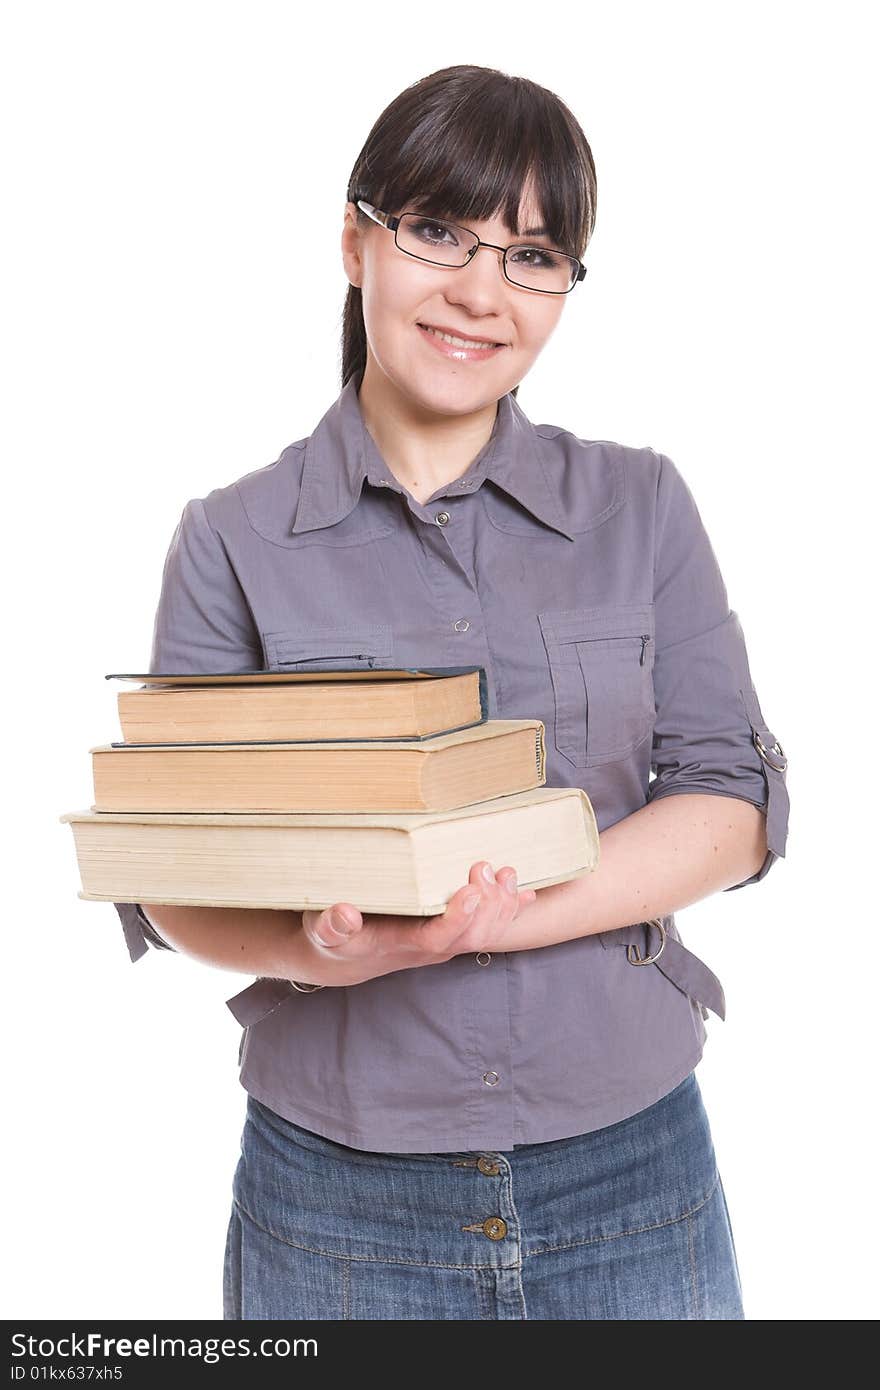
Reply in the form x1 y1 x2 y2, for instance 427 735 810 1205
505 875 517 895
332 908 357 932
463 894 480 913
481 863 495 883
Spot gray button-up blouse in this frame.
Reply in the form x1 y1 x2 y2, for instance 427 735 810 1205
113 372 789 1153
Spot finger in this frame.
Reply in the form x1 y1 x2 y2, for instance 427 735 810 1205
302 904 363 948
472 862 520 919
471 860 498 888
413 887 480 955
484 865 525 917
491 866 537 916
460 863 506 930
496 865 519 898
459 886 483 916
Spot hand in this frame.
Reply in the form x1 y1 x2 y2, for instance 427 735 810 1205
293 861 538 988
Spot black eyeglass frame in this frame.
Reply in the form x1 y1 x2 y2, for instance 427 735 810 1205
356 199 587 295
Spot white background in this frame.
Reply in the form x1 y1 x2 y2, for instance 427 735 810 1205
3 0 876 1321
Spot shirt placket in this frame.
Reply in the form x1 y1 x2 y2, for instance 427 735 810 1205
390 478 519 1149
374 472 505 713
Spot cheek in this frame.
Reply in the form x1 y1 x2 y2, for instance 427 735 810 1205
518 304 565 355
537 298 566 335
361 266 426 348
513 309 560 356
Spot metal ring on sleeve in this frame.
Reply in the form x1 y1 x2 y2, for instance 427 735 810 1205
753 729 787 773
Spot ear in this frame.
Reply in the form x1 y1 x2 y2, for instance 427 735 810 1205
341 203 365 289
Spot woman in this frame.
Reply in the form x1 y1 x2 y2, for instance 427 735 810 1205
116 63 789 1320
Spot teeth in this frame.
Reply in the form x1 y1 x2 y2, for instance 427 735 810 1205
422 325 500 350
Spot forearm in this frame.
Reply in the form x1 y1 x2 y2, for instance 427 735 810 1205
140 793 767 971
140 903 305 977
503 792 768 951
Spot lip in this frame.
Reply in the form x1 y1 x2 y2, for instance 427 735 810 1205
417 322 507 360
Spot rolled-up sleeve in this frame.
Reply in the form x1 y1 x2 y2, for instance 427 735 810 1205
645 451 789 889
113 497 264 958
116 903 177 962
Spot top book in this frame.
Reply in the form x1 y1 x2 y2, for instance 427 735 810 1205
106 666 487 745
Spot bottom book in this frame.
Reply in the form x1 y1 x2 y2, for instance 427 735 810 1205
59 785 599 915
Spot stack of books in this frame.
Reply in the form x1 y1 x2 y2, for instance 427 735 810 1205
59 665 600 916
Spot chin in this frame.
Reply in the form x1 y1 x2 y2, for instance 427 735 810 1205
402 366 509 415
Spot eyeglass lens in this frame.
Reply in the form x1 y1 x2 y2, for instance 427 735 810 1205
396 214 577 292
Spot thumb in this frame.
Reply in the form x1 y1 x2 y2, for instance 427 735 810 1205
302 904 362 948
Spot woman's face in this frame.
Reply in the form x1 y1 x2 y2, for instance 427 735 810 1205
341 188 571 416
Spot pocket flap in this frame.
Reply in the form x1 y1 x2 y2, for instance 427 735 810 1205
264 624 394 670
538 603 655 647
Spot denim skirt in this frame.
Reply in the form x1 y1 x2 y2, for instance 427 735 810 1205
222 1068 744 1320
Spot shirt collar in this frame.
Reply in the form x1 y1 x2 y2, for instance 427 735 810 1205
290 373 576 541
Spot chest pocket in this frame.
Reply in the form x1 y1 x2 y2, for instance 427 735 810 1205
538 604 655 768
263 624 395 672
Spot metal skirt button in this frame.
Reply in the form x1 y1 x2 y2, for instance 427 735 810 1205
460 1216 508 1239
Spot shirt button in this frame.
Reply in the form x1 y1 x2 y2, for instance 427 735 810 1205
477 1157 501 1176
482 1071 500 1086
435 510 450 525
453 618 470 632
482 1217 507 1240
475 952 492 967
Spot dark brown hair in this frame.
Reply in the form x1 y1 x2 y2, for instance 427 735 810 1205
342 64 597 400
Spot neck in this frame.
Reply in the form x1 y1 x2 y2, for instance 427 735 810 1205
356 358 499 505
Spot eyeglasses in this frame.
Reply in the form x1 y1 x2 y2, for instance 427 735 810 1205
356 199 587 295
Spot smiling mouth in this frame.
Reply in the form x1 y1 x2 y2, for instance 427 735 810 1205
418 323 506 349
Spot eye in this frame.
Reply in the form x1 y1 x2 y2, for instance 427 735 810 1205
509 246 561 269
409 218 459 247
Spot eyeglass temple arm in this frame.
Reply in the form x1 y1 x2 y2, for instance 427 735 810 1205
356 199 401 233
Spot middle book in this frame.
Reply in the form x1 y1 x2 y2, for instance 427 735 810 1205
90 718 546 814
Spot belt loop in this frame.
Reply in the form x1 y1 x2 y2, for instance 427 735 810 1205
225 977 296 1027
599 917 726 1020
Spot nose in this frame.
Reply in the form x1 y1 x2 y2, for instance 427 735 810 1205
445 242 511 314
